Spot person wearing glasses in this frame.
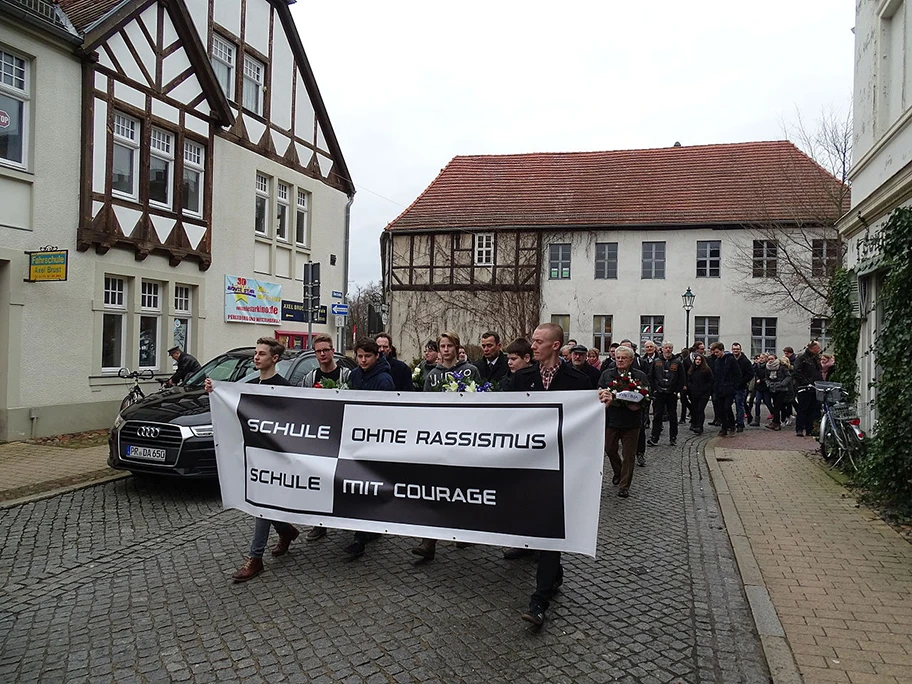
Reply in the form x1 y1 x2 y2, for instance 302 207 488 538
300 333 352 542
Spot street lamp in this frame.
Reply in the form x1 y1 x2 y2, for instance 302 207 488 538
682 287 696 349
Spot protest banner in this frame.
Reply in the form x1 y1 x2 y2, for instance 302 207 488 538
210 384 606 555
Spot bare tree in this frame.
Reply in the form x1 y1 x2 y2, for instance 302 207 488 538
346 281 383 349
729 107 852 318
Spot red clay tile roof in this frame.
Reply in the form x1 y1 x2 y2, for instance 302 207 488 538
56 0 127 33
385 141 848 231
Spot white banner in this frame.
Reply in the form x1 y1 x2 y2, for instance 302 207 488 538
210 384 606 556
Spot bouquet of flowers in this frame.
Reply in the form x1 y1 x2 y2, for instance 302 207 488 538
411 364 426 390
442 379 494 393
313 378 348 390
605 373 650 407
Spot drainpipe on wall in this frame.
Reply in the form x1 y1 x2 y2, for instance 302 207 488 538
342 197 354 352
29 408 39 439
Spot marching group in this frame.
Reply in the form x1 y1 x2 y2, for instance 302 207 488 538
207 324 828 627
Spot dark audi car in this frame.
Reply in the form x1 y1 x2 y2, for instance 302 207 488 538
108 347 354 477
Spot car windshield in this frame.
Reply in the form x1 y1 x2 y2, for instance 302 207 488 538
185 355 253 386
239 358 297 384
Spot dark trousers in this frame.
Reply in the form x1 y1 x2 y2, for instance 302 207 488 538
636 409 647 455
651 394 678 442
606 425 640 490
531 550 562 610
690 394 710 430
795 389 819 435
771 392 788 424
712 393 735 432
753 389 774 421
680 391 690 422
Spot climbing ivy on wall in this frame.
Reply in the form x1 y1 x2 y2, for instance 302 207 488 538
856 207 912 513
826 268 860 401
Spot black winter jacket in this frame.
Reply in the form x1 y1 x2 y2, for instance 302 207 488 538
686 366 714 399
350 355 395 391
647 354 685 395
792 350 823 388
474 352 510 384
598 366 650 430
709 352 739 397
384 355 414 392
733 354 753 391
509 362 591 392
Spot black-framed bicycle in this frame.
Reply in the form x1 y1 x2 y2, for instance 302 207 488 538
117 368 157 411
815 381 866 471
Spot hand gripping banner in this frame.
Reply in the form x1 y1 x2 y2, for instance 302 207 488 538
210 384 606 556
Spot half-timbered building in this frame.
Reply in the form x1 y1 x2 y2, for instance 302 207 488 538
382 142 846 362
0 0 353 440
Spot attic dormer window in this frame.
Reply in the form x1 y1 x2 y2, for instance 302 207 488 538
243 55 264 115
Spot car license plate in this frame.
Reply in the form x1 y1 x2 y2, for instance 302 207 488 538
126 445 167 461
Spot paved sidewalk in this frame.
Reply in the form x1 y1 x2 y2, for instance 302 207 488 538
707 432 912 684
0 441 125 506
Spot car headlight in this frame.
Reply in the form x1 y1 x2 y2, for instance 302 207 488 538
113 414 126 430
190 425 214 437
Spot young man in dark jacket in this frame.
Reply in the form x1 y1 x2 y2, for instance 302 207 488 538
708 342 739 436
507 323 593 628
730 342 753 432
647 341 685 446
343 338 394 557
374 332 413 392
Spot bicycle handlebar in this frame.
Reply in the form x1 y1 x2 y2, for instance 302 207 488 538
117 368 155 380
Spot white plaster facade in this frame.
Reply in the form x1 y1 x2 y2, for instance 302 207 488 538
0 0 353 441
838 0 912 426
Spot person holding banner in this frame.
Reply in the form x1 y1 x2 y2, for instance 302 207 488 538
205 337 302 583
507 322 595 627
342 338 395 558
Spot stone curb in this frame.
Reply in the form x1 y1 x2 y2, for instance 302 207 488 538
702 438 803 684
0 471 130 510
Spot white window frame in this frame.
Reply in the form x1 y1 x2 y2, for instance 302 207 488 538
112 112 140 200
182 140 204 217
173 285 192 355
474 233 494 266
594 243 618 279
211 35 235 99
149 127 174 209
641 242 666 279
295 189 310 247
751 317 777 357
752 240 778 278
242 55 265 115
810 318 831 350
0 48 29 169
696 240 721 278
138 281 162 370
255 173 270 236
640 315 665 346
593 315 613 354
812 239 840 278
102 276 127 373
276 182 289 242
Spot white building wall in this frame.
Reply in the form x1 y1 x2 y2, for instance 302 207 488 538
539 228 813 357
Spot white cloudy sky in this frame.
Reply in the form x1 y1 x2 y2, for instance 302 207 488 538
290 1 856 288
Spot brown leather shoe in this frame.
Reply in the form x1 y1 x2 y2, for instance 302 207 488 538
411 538 436 560
232 557 264 583
271 527 300 557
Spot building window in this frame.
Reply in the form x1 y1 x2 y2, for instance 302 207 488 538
811 318 831 350
275 182 289 241
751 317 777 357
640 315 664 346
550 314 570 344
693 316 720 347
173 285 192 352
752 240 778 278
182 140 204 216
549 244 571 279
255 173 269 235
149 128 173 207
211 35 235 98
102 276 126 371
594 243 618 279
0 49 28 167
112 112 139 198
294 189 309 246
696 240 721 278
593 315 613 353
138 281 161 369
242 55 264 115
641 242 666 279
812 239 840 278
474 233 494 266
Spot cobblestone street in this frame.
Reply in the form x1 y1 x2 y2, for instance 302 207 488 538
0 434 769 683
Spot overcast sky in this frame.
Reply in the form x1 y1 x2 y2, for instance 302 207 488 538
290 1 856 289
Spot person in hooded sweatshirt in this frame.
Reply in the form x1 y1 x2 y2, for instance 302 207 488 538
422 331 481 392
342 338 395 558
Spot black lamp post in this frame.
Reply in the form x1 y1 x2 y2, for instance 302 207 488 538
682 287 696 348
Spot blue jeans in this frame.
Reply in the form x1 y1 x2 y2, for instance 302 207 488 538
734 389 747 427
753 389 774 421
249 518 297 559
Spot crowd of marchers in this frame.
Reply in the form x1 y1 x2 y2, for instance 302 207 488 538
205 324 830 630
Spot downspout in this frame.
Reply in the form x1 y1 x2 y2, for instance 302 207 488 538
342 196 353 352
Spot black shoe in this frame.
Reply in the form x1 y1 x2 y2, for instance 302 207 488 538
343 540 365 558
669 439 677 446
636 453 646 467
718 429 728 437
709 420 720 426
646 438 659 447
503 547 534 560
736 425 744 433
617 488 629 498
611 475 620 485
521 603 545 626
694 428 703 435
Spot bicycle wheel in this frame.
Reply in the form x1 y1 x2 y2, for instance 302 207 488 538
820 419 837 461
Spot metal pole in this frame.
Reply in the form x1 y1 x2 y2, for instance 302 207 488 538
685 309 691 349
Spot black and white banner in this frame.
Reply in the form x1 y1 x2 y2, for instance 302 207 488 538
210 384 606 555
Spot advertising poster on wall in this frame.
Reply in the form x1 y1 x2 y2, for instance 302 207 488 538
224 276 282 325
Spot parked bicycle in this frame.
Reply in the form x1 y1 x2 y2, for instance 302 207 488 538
815 381 866 471
117 368 157 411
